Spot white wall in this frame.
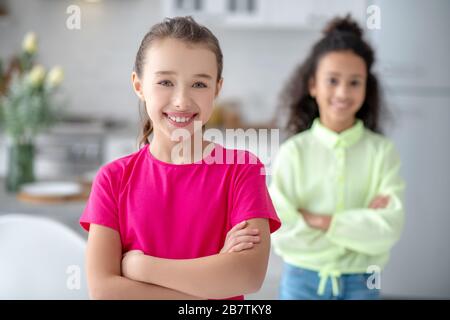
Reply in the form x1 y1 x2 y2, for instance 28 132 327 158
368 0 450 299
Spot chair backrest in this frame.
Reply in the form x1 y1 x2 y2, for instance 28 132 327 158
0 214 89 299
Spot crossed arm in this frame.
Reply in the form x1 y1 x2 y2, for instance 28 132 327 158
86 223 203 299
299 195 390 231
86 218 270 299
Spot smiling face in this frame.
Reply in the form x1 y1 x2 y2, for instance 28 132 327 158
132 37 222 143
309 50 367 132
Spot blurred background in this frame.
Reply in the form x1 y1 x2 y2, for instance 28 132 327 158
0 0 449 299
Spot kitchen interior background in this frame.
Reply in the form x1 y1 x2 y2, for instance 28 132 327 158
0 0 449 299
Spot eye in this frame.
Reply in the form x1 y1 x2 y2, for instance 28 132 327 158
327 77 338 86
350 80 361 87
157 80 173 87
192 82 207 88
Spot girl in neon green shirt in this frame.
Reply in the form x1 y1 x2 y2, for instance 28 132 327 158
270 16 405 300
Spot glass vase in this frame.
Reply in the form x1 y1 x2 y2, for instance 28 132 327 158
6 141 35 193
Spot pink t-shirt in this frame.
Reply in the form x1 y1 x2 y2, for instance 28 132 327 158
80 143 281 300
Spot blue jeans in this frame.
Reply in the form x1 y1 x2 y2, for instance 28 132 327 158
279 263 380 300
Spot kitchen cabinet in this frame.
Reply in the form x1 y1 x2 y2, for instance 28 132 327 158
0 120 104 180
163 0 365 29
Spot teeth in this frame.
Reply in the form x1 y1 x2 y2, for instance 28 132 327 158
167 115 191 123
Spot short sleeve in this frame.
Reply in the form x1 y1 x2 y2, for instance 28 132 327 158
79 165 120 233
230 155 281 233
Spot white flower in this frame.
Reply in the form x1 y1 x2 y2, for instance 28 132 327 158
47 66 64 88
22 32 38 55
27 65 46 87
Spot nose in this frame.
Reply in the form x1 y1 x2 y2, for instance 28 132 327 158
335 83 350 100
173 87 191 110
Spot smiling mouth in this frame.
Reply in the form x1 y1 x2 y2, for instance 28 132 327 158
163 112 198 126
330 103 351 110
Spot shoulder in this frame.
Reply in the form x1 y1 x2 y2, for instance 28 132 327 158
94 145 147 187
272 130 313 167
362 129 397 154
214 144 266 177
361 129 402 169
280 130 315 154
213 144 262 166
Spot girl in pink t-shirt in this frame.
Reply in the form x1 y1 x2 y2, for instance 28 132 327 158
80 16 280 300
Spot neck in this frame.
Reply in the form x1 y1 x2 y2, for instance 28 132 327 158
320 116 356 133
150 130 211 164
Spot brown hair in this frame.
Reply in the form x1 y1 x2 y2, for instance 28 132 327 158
278 15 387 136
134 16 223 147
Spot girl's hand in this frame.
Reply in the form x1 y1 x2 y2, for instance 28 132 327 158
220 220 260 253
299 209 332 231
121 250 144 279
369 195 390 209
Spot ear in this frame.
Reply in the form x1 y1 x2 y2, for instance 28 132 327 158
215 78 223 98
131 71 145 100
308 77 316 98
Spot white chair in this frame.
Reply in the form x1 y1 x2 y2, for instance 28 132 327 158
0 214 89 299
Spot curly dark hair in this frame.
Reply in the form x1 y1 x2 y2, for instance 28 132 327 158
278 14 386 136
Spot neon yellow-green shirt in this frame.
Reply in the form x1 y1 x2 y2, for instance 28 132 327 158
270 118 405 295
